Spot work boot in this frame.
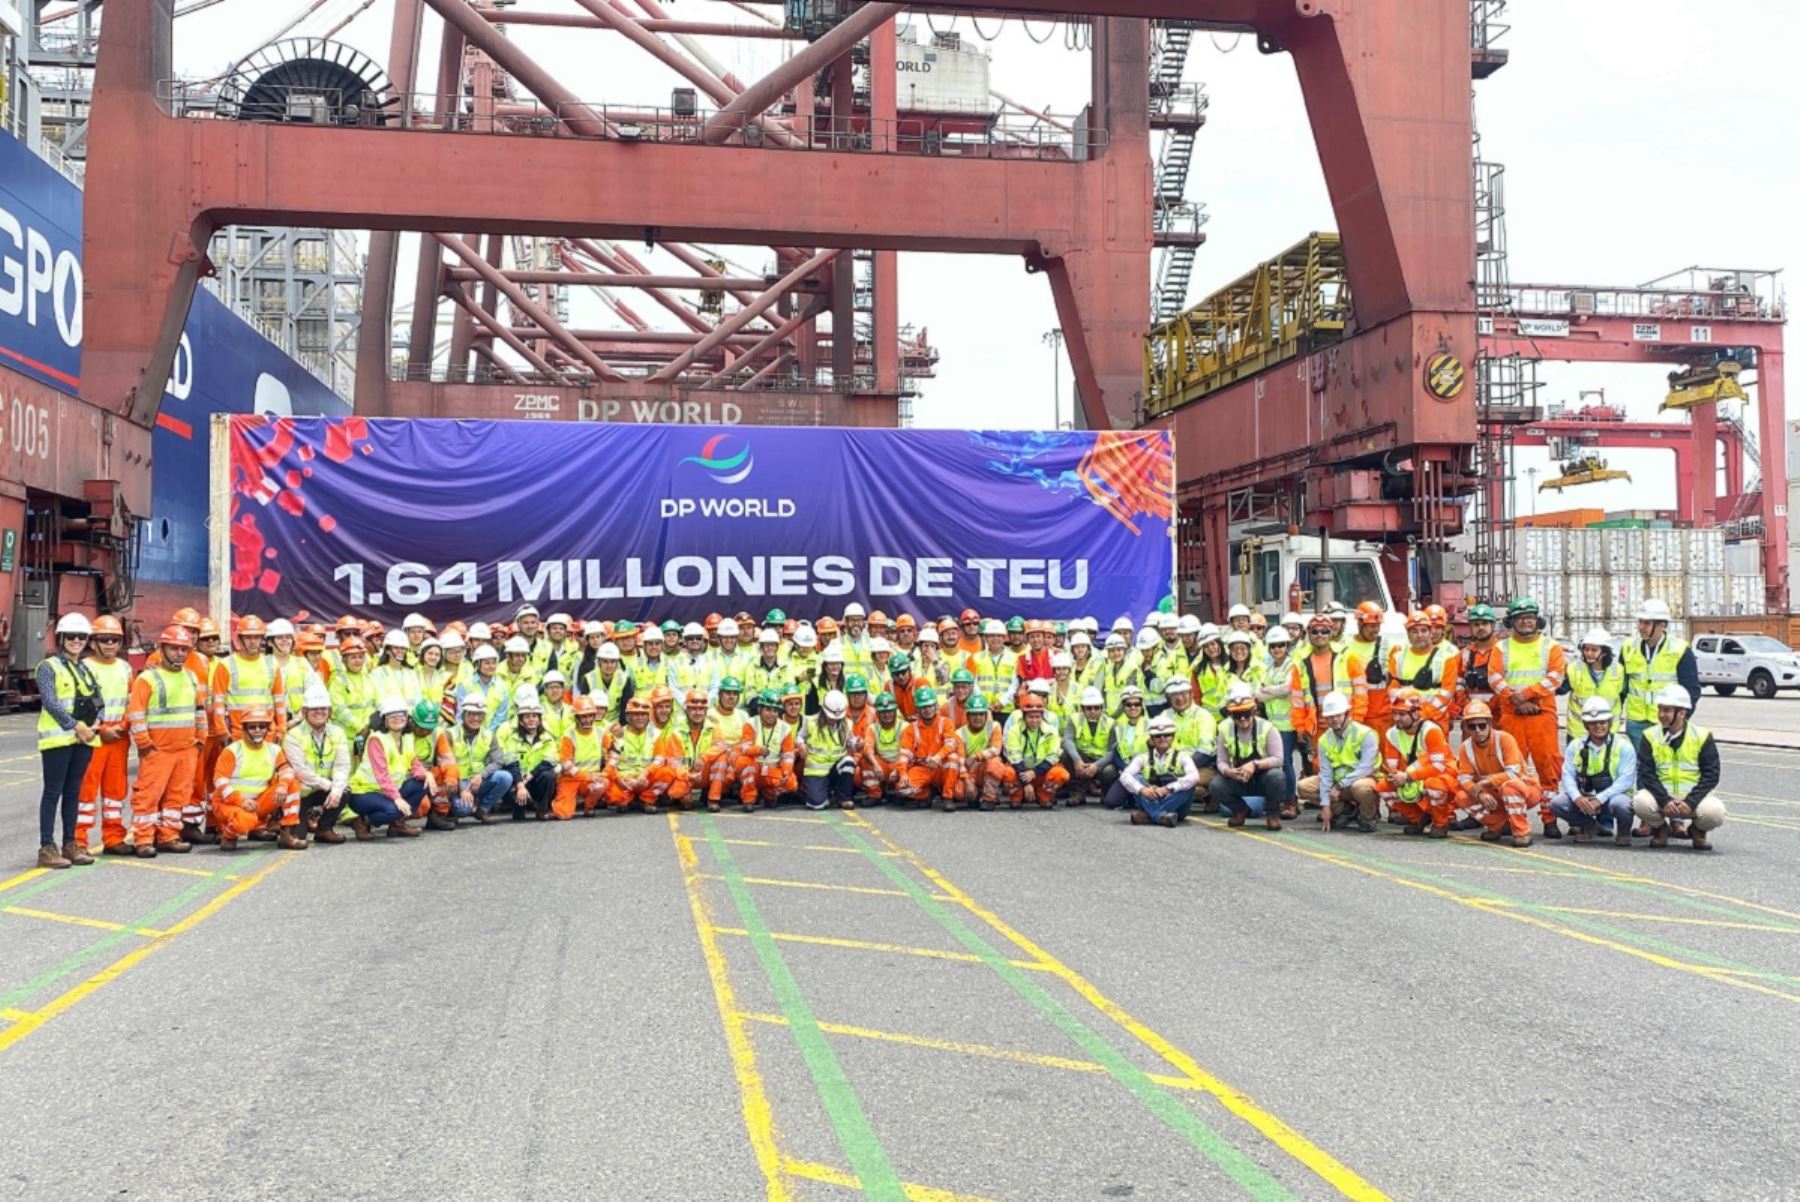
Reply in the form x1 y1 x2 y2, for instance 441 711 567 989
1279 805 1299 821
1510 834 1534 848
182 823 218 846
1614 827 1633 848
135 843 159 858
387 822 420 838
1264 814 1282 831
1479 828 1503 842
313 826 346 845
1354 819 1376 834
1649 825 1670 848
1425 825 1449 839
102 842 135 857
155 839 192 854
37 843 71 870
1199 800 1220 815
1402 822 1426 836
277 827 307 851
351 817 375 841
247 826 277 843
1158 813 1179 828
217 833 239 851
469 809 496 825
1129 809 1150 825
62 841 95 866
1572 827 1594 844
1690 830 1711 851
425 813 456 832
1540 822 1563 841
1450 816 1482 832
1227 813 1245 828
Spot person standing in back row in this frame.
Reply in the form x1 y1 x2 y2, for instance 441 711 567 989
34 614 101 869
1487 598 1565 838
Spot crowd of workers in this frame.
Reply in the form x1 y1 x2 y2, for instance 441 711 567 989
28 594 1724 868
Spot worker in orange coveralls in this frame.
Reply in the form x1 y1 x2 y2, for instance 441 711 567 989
210 708 304 851
146 608 215 844
1453 700 1538 849
1387 610 1459 728
74 615 135 855
896 685 961 809
953 695 1003 811
655 691 719 811
705 678 759 809
552 696 608 818
1377 688 1457 837
745 689 798 810
125 625 208 856
193 616 229 843
988 695 1070 809
605 698 667 812
1486 597 1567 837
1346 601 1392 742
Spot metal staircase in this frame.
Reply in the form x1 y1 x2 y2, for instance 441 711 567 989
1150 24 1208 323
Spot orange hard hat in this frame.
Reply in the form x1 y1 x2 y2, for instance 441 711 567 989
196 618 221 639
685 689 709 707
158 624 193 649
1355 601 1384 625
650 686 674 706
868 610 890 628
298 633 325 651
959 608 981 624
237 615 266 638
304 623 327 638
894 614 917 630
92 615 124 637
1391 688 1422 712
1020 695 1044 711
1405 610 1431 630
1461 700 1493 723
240 708 274 728
1307 613 1334 631
1425 604 1449 624
815 617 839 636
336 614 359 631
939 617 959 633
572 696 599 718
782 619 798 637
704 612 723 632
339 637 367 655
625 698 651 716
172 606 202 630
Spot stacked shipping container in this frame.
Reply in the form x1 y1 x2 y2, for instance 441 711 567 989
1501 526 1758 642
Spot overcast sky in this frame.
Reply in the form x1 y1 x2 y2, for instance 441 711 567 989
175 0 1798 514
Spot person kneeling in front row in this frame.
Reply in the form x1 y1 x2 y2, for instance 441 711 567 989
1631 685 1725 850
1208 684 1287 830
1296 691 1380 833
1120 715 1198 827
1549 696 1636 847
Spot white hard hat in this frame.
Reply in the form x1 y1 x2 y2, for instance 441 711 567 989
515 604 540 619
1051 651 1074 669
794 627 818 649
1653 684 1693 711
472 645 499 663
588 690 610 713
421 637 441 652
1144 611 1163 629
458 694 487 713
546 612 572 628
1070 631 1091 647
682 622 705 639
540 670 566 686
1320 691 1351 719
513 685 540 710
379 695 409 716
467 622 492 641
1177 614 1201 635
869 637 891 654
1111 616 1134 632
1265 627 1292 646
821 690 847 719
1223 631 1252 647
1281 612 1304 627
983 619 1005 636
503 636 530 655
917 628 940 644
1105 634 1127 650
598 643 621 661
383 630 409 650
301 684 332 710
1162 678 1191 696
1136 628 1160 650
1327 601 1350 616
583 620 607 637
1227 604 1252 620
1028 679 1053 696
821 645 846 665
1579 627 1614 650
1079 687 1105 707
758 629 780 644
1148 715 1177 736
266 618 296 638
1637 600 1672 623
55 613 93 637
1579 696 1615 724
1196 626 1221 647
1120 685 1144 700
440 631 465 649
402 613 429 630
717 618 740 638
843 603 866 619
1224 681 1256 707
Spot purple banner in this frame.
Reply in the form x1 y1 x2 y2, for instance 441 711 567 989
229 417 1174 623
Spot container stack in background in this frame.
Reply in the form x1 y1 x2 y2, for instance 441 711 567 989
1497 524 1763 643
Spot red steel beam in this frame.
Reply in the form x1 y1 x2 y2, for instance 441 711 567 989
435 234 626 381
354 0 424 415
652 249 839 380
445 285 564 379
700 2 903 144
482 10 800 38
447 268 780 290
417 0 611 136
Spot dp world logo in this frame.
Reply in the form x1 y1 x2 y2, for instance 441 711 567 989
681 433 754 484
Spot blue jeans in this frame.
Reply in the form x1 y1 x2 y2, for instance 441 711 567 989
39 742 93 845
1277 729 1299 801
348 778 428 827
1137 785 1194 823
802 767 854 809
1550 793 1633 831
463 770 514 816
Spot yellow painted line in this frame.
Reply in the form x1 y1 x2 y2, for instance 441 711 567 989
1471 901 1800 934
0 854 295 1054
713 925 1053 972
668 815 793 1202
705 811 833 825
1 907 165 938
0 868 49 895
1 1008 32 1023
695 872 934 900
1425 863 1580 878
98 858 241 881
782 1158 997 1202
717 837 866 856
848 814 1390 1202
1206 822 1800 1009
1489 842 1800 924
1725 815 1800 833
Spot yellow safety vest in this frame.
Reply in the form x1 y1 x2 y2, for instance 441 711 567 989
499 725 557 774
36 656 97 750
629 655 667 697
1644 722 1710 797
1070 714 1113 761
565 727 606 774
1501 637 1548 688
1319 723 1370 773
1221 717 1274 767
139 666 199 738
220 740 278 799
1566 662 1627 737
445 724 495 780
1169 704 1215 756
1621 637 1689 724
349 730 416 793
1113 716 1148 761
802 718 847 777
1263 658 1294 731
754 719 793 767
613 726 658 776
872 719 905 760
329 668 379 736
87 657 133 723
294 723 348 780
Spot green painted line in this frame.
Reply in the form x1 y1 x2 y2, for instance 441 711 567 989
824 814 1300 1202
697 816 906 1202
1270 833 1800 987
1 863 99 909
0 852 268 1013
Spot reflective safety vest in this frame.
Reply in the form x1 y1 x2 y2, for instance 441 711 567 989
1070 714 1113 762
294 723 348 780
1387 721 1443 768
444 724 495 780
612 726 659 776
1566 661 1627 737
671 655 712 695
1004 721 1059 766
532 638 580 680
583 668 627 722
349 730 417 793
329 668 379 736
754 719 793 767
1300 650 1359 704
371 662 419 709
1644 722 1710 797
274 654 314 716
415 666 453 713
744 657 791 698
220 740 278 800
1140 747 1187 786
87 657 133 723
1194 661 1232 713
1319 723 1370 774
1143 644 1186 698
457 673 510 730
1046 683 1079 727
838 636 873 678
223 654 277 713
540 700 574 744
872 719 904 761
1262 658 1294 731
1501 637 1548 689
629 655 668 697
1221 717 1274 768
969 651 1007 709
1350 639 1387 688
1621 636 1689 724
1096 658 1142 715
565 727 606 774
958 722 997 759
1113 716 1149 762
1396 647 1443 692
802 718 848 776
139 666 199 739
37 656 99 751
1169 704 1215 757
499 725 557 774
1572 735 1625 795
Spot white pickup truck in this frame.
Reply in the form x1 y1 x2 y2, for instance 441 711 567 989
1692 633 1800 699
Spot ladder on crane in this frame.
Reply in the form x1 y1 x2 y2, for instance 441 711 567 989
1151 24 1205 322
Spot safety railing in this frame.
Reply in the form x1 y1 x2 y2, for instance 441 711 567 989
1152 199 1209 242
158 82 1103 160
1505 276 1785 324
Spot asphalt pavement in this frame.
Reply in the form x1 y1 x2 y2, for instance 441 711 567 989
1 712 1796 1202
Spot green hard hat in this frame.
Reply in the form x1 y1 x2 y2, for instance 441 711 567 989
1006 616 1025 633
660 620 680 633
950 668 974 685
1466 603 1496 622
757 688 780 708
888 652 912 672
613 620 637 635
412 699 439 729
845 673 869 694
1055 622 1068 636
966 694 989 714
719 675 743 693
765 608 787 624
1397 779 1424 803
1507 597 1540 619
913 685 938 707
874 691 898 712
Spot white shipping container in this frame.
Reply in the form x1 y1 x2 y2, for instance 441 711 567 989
1684 528 1725 574
1646 573 1685 607
1565 529 1605 573
1646 529 1685 573
1729 574 1767 616
1668 619 1688 642
1685 574 1726 617
1604 528 1646 574
1566 574 1608 617
1521 573 1565 616
1518 528 1564 574
1606 574 1646 622
1724 540 1761 576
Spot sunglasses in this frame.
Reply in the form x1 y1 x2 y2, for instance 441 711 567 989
1464 721 1490 732
94 636 122 644
1124 699 1143 706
